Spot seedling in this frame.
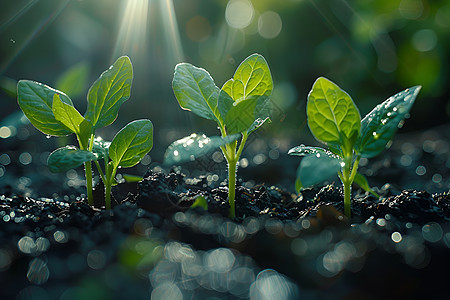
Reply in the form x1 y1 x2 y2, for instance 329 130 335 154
17 56 153 209
164 53 273 218
289 77 421 217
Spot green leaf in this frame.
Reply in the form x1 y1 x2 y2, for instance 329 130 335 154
288 145 340 159
172 63 221 123
248 117 270 134
296 153 343 187
355 86 421 158
55 62 90 99
327 142 342 157
47 146 97 173
307 77 361 146
353 172 380 198
78 119 94 149
295 177 302 194
109 119 153 168
52 94 85 135
218 53 273 134
85 56 133 129
191 196 208 210
91 137 111 160
17 80 74 136
122 174 144 183
163 133 241 166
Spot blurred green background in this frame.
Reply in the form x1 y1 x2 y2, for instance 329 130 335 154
1 0 449 160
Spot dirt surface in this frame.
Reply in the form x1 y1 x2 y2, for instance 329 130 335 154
0 124 449 299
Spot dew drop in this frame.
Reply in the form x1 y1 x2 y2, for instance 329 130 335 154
173 150 179 156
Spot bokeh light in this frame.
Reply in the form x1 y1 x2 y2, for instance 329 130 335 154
225 0 254 29
258 11 282 39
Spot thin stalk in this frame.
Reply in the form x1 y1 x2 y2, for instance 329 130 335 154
342 154 353 218
343 178 351 217
105 180 112 210
104 164 116 210
349 156 360 183
236 132 248 158
227 157 237 219
85 162 94 205
94 161 106 184
77 134 95 206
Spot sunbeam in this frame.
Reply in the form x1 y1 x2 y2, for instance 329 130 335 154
159 0 184 66
113 0 149 62
0 0 39 33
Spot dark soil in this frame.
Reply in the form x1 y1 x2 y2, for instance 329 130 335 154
0 124 449 299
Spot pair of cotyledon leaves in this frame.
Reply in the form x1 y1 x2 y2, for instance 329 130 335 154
17 56 153 173
164 53 273 165
289 77 421 189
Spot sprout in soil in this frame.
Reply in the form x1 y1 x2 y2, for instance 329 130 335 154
289 77 421 218
17 56 153 209
164 53 273 219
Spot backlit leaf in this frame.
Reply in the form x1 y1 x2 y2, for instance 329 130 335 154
52 94 85 135
17 80 73 136
218 54 273 134
307 77 360 146
172 63 221 123
85 56 133 129
47 146 97 173
109 119 153 168
355 86 421 158
163 133 240 166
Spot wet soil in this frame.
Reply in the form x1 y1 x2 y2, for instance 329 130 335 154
0 124 449 299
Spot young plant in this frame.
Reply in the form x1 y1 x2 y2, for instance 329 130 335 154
289 77 421 217
17 56 153 209
164 53 273 219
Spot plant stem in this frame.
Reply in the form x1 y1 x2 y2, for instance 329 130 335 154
105 179 112 210
341 154 353 218
227 157 237 219
224 133 248 219
343 178 351 217
104 163 117 210
85 162 94 205
78 133 95 206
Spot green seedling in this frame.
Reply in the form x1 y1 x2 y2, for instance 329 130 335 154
17 56 153 209
164 53 273 219
289 77 421 217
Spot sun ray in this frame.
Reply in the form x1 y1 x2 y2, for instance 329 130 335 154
0 0 39 33
159 0 184 66
112 0 149 62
